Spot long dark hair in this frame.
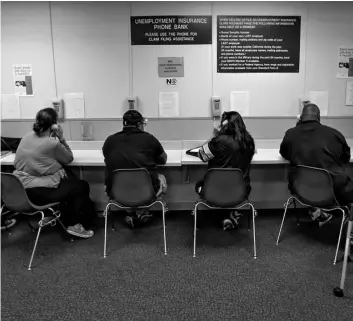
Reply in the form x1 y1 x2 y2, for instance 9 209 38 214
217 111 255 153
33 107 58 136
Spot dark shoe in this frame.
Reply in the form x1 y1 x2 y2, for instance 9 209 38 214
222 219 235 231
136 211 153 224
124 215 135 229
229 211 242 227
317 212 333 228
309 208 321 221
1 218 16 230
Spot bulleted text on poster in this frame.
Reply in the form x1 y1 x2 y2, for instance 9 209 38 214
217 16 301 73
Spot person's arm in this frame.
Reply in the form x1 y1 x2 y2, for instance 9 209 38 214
156 151 167 165
339 135 351 164
198 137 219 162
102 137 110 158
54 139 74 165
51 125 73 165
279 132 291 160
153 137 167 165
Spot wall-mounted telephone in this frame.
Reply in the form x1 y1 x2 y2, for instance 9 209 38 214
127 96 138 110
299 96 310 114
52 98 64 119
211 96 221 117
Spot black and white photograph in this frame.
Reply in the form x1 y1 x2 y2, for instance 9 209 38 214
1 1 353 321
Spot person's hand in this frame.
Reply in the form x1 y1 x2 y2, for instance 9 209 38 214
52 124 64 141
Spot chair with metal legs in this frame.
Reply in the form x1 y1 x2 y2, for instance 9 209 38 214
192 168 257 259
1 203 18 233
334 204 353 297
1 172 67 270
103 169 167 258
276 165 350 265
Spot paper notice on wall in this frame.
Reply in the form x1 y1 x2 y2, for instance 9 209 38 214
230 91 250 116
336 46 353 78
159 92 179 117
1 94 21 119
346 81 353 106
309 91 329 116
64 93 85 118
13 64 34 95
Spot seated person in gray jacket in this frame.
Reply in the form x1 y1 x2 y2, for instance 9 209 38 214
13 107 96 238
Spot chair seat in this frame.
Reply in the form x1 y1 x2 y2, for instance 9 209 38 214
196 197 249 209
108 198 157 209
290 194 347 211
29 201 61 212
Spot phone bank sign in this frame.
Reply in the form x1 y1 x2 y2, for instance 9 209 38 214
131 16 212 45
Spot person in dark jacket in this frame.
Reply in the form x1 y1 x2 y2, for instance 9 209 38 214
195 111 256 231
102 110 167 228
280 103 353 226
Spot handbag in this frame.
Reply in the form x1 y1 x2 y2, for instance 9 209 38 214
1 137 22 152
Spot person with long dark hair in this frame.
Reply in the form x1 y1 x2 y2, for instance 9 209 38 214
195 111 256 230
13 107 96 238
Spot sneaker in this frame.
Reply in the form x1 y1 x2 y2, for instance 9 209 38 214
136 210 153 224
124 215 135 229
1 218 16 230
222 219 235 231
309 208 321 221
229 211 242 227
67 224 94 238
316 211 333 227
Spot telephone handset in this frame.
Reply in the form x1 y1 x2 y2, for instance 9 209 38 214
50 124 62 140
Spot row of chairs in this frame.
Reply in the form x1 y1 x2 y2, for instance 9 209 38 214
1 166 352 296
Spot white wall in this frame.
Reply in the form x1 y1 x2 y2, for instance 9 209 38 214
305 1 353 116
1 2 57 118
50 1 130 118
1 1 353 119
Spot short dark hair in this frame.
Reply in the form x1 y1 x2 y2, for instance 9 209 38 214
301 103 320 120
33 107 58 135
123 110 145 126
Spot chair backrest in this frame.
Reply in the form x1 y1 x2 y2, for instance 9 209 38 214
1 172 33 212
110 168 156 207
291 165 338 207
202 168 247 207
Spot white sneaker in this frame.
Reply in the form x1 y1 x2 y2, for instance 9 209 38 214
67 224 94 238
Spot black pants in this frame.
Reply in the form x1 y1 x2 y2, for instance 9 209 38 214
26 177 96 229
